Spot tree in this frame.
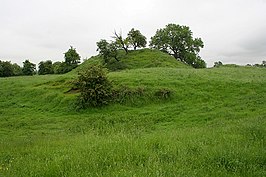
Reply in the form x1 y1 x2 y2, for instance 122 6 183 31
12 63 22 76
252 61 266 68
52 61 63 74
22 60 36 76
38 60 53 75
262 61 266 67
127 28 147 50
108 42 119 61
0 60 14 77
214 61 223 68
113 31 129 54
64 46 81 69
185 53 206 68
96 39 119 63
97 39 110 62
150 24 205 68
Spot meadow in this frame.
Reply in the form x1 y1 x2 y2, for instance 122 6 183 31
0 50 265 176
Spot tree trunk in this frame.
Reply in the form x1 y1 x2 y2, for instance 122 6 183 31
173 52 179 60
123 46 128 54
114 31 128 54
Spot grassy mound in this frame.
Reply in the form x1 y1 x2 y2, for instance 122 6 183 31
0 64 265 176
74 48 191 73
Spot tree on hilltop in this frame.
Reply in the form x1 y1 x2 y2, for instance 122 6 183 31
214 61 223 68
127 28 147 50
113 31 129 54
150 24 206 68
96 39 119 63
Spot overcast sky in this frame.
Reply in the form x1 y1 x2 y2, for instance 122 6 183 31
1 0 266 67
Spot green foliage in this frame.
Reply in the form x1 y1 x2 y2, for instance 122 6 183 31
252 60 266 68
127 28 147 50
185 53 206 68
113 31 129 54
0 61 22 77
38 60 54 75
262 60 266 67
52 61 62 74
12 63 22 76
64 46 81 69
150 24 206 68
22 59 36 75
96 39 109 61
0 60 14 77
52 61 68 74
52 61 74 74
96 39 119 63
75 65 112 108
214 61 223 68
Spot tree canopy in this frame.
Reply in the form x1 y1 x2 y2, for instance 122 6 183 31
113 31 129 54
0 60 14 77
22 60 36 76
127 28 147 50
96 39 119 63
64 46 81 68
38 60 53 75
150 24 206 68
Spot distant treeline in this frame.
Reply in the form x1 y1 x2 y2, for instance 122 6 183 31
1 23 210 78
0 46 80 77
246 61 266 68
213 61 266 68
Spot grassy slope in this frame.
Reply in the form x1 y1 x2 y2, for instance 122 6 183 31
74 48 191 73
0 53 266 176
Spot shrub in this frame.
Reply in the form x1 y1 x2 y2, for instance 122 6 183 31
75 65 112 109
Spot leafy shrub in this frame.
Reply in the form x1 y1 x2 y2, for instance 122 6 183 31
75 65 112 109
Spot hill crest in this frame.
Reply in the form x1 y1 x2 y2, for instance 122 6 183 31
74 48 191 73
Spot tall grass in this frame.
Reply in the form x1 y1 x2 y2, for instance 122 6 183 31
0 66 265 176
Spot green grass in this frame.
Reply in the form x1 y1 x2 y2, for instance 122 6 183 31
0 52 265 176
74 48 191 73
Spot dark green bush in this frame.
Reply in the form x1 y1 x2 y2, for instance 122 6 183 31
75 65 112 109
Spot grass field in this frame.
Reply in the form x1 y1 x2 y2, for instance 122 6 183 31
0 50 265 176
